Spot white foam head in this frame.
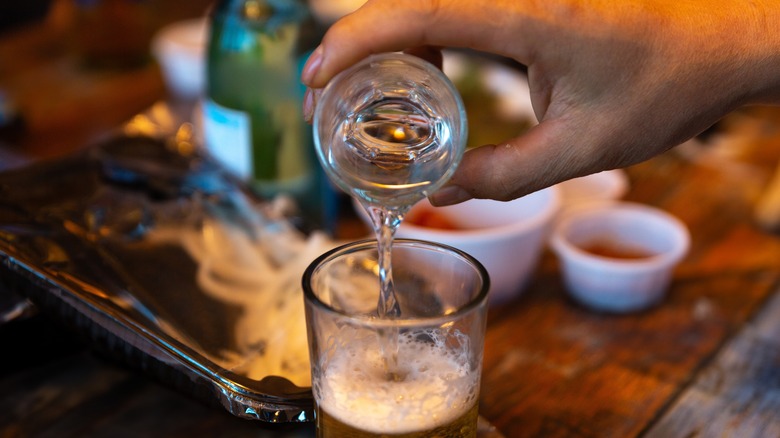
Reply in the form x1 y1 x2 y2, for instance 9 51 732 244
314 330 479 434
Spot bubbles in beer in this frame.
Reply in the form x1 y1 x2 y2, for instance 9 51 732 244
315 329 479 435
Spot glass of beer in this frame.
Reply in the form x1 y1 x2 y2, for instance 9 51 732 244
302 239 490 437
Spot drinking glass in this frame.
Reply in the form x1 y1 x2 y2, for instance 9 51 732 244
312 52 468 209
302 239 490 437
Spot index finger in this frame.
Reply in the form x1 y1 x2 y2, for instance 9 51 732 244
302 0 534 88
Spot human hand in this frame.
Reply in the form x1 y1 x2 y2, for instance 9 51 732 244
302 0 780 205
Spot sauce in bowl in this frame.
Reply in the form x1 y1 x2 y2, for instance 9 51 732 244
578 239 655 260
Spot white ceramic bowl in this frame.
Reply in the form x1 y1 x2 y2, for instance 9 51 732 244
386 187 560 305
151 18 208 100
550 202 690 313
555 169 630 213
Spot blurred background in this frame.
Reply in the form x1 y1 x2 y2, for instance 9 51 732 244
0 0 213 161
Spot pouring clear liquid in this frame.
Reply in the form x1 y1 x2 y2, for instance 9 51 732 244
313 52 467 373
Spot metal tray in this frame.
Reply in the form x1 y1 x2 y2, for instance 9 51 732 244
0 134 313 423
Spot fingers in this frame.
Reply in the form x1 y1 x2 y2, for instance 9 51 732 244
302 87 322 124
302 0 530 88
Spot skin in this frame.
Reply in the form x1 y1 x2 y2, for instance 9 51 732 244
301 0 780 205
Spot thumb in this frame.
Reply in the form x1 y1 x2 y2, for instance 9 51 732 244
429 118 595 205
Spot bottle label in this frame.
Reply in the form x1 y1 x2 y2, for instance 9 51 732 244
203 99 252 178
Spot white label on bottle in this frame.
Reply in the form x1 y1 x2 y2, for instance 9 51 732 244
203 99 252 178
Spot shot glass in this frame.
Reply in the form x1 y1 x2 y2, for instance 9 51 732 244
313 52 468 209
302 239 490 437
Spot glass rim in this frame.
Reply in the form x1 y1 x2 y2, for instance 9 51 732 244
301 238 490 328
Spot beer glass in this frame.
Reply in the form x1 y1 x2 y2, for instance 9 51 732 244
303 239 490 437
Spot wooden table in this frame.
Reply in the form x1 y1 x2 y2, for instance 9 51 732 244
482 110 780 436
2 6 780 438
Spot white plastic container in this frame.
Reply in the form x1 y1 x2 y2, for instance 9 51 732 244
550 202 690 313
151 18 207 100
393 187 561 305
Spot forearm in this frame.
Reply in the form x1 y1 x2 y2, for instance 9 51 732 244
663 0 780 107
744 0 780 104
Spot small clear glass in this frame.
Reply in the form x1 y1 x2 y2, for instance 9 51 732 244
313 52 468 209
312 52 469 320
303 239 490 437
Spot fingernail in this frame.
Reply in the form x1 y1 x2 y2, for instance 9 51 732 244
303 88 314 123
301 45 323 85
429 185 472 206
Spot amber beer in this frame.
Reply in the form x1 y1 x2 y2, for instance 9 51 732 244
316 402 479 438
312 331 481 438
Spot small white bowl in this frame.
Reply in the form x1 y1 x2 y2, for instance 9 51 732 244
151 18 208 100
555 169 630 213
386 187 561 305
550 202 690 313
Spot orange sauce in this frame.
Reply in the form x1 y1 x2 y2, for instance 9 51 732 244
578 240 655 260
405 209 459 230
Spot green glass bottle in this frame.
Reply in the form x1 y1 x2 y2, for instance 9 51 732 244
204 0 333 231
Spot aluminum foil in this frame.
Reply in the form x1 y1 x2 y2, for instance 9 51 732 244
0 133 313 422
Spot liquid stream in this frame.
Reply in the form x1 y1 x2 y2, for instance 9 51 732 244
351 115 434 377
358 198 405 377
345 97 452 380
